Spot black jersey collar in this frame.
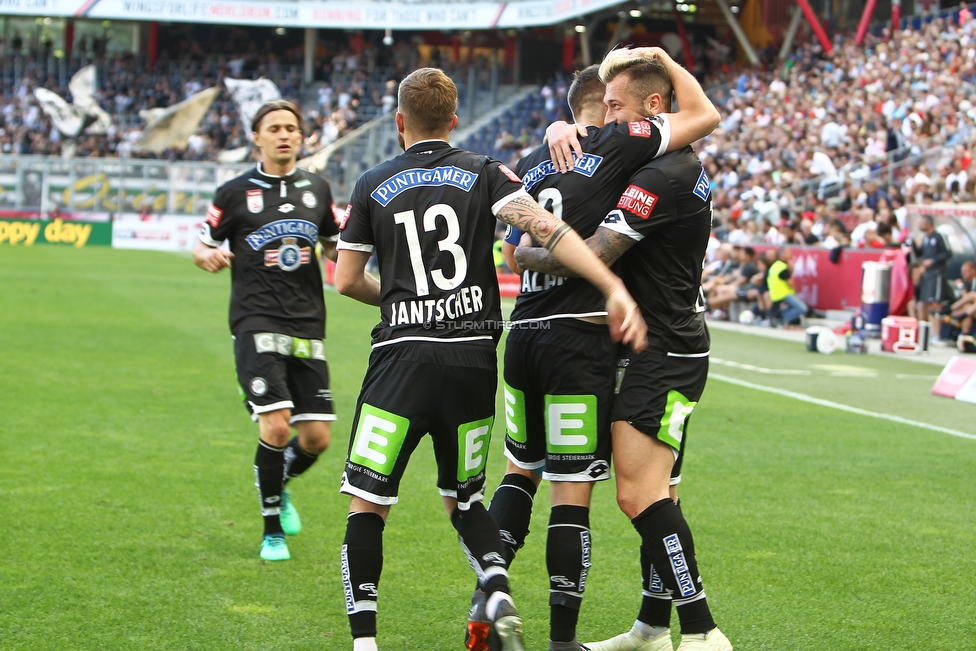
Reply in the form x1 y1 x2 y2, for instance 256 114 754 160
256 162 298 178
406 139 451 153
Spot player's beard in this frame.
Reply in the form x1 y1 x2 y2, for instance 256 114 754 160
397 133 405 151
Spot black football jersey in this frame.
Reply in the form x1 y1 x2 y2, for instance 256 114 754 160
506 116 673 323
200 164 338 338
599 146 712 355
338 140 526 348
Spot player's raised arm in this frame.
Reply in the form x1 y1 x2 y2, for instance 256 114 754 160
622 47 720 151
547 47 720 173
497 194 646 350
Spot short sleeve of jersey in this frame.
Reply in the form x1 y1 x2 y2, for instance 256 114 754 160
337 177 375 253
485 160 529 215
610 114 672 170
600 168 678 241
200 183 235 246
316 178 340 242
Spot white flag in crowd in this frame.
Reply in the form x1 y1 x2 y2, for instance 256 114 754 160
68 65 112 135
33 65 113 139
133 87 219 153
224 78 281 140
34 88 86 138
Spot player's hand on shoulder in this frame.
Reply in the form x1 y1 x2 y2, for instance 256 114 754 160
546 121 589 174
605 282 648 352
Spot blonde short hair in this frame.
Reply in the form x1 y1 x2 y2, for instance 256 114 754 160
598 50 673 112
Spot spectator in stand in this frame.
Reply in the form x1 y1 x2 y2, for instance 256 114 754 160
708 246 764 317
851 207 878 246
767 247 808 325
912 215 953 343
796 217 821 245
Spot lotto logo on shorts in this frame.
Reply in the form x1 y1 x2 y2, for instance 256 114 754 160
617 185 658 219
206 205 223 228
664 534 696 597
627 120 655 138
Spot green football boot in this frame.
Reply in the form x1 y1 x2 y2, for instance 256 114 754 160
280 489 302 536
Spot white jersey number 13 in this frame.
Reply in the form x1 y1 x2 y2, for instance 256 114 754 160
393 203 468 297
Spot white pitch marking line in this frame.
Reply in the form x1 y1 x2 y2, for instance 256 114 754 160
829 372 878 377
896 374 940 380
710 357 811 375
710 373 976 441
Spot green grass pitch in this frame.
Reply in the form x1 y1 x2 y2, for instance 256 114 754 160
1 246 975 650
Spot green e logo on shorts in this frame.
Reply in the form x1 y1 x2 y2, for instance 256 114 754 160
545 394 598 454
658 390 697 450
503 382 527 443
458 416 493 482
350 404 410 476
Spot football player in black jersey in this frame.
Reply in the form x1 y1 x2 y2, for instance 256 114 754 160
333 67 647 651
484 51 719 651
517 50 732 651
193 100 340 562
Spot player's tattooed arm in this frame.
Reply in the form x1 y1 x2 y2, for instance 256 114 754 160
498 193 647 352
497 195 575 252
515 226 637 277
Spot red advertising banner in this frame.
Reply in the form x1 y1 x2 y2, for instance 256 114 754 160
754 246 887 311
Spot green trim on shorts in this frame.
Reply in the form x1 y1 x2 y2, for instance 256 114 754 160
658 390 697 449
457 416 493 482
253 332 326 361
349 403 410 476
544 394 598 454
503 382 527 443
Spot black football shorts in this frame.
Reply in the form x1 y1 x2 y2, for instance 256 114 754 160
612 348 708 484
340 341 497 509
502 319 614 482
234 331 336 423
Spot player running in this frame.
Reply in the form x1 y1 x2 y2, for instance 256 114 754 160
193 100 339 562
477 49 719 651
517 50 733 651
333 67 646 651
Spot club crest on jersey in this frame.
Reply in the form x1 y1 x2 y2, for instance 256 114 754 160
370 166 478 207
693 168 710 201
302 191 317 208
265 237 311 271
521 153 604 192
617 185 658 219
246 189 264 213
206 205 223 228
245 219 319 250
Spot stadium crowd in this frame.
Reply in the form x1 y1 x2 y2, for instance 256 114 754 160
0 31 415 160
